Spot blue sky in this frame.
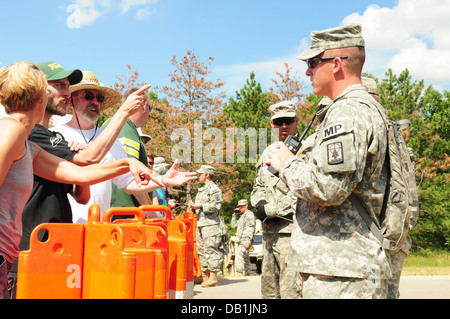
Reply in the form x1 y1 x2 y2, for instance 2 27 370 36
1 0 449 100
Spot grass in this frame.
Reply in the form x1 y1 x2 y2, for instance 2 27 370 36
402 251 450 276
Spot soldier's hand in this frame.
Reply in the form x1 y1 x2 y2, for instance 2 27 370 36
266 142 292 171
255 200 268 221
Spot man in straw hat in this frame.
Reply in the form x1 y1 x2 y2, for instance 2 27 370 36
231 199 256 276
189 165 223 287
52 71 197 223
251 101 302 299
266 24 391 298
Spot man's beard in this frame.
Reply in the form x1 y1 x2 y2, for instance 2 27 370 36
46 96 69 116
80 103 100 124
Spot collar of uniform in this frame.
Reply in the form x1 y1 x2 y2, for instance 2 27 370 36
198 181 214 192
316 84 366 123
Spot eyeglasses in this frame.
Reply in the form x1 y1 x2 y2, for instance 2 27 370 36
272 117 296 126
84 91 105 104
306 56 348 69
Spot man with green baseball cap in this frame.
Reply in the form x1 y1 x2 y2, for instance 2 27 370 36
7 61 87 298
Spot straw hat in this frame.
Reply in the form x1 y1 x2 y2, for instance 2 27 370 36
69 71 122 110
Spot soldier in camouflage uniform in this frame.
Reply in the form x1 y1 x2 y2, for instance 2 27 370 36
189 165 223 287
251 101 302 299
231 199 256 276
266 24 392 299
362 76 410 299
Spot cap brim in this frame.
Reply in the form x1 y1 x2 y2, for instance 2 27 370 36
297 48 324 61
47 69 83 85
271 113 296 121
68 69 83 85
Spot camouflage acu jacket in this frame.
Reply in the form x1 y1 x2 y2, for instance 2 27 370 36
194 181 223 227
231 210 256 244
280 84 392 279
251 143 297 234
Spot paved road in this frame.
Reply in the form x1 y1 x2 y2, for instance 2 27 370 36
193 275 450 299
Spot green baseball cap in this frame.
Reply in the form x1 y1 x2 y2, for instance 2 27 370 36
37 61 83 85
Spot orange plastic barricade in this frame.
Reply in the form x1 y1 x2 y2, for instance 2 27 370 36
140 205 188 299
16 223 85 299
176 211 196 298
104 207 169 299
82 205 137 299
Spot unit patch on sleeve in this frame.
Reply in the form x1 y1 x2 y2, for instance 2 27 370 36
327 142 343 165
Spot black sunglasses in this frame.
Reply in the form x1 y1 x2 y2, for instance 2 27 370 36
306 56 348 69
273 117 296 126
84 91 105 104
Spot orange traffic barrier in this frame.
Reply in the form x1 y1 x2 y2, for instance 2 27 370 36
82 205 137 299
140 205 188 299
104 207 169 299
16 223 85 299
176 211 197 298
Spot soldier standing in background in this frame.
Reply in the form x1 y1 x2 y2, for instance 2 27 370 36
189 165 223 287
231 199 256 276
251 101 302 299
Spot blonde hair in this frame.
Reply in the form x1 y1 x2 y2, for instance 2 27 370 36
0 61 47 113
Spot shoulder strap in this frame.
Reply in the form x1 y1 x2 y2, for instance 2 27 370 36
348 194 384 243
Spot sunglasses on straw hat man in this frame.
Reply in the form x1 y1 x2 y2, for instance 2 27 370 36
70 71 122 110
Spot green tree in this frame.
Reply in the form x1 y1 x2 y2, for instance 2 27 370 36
222 72 272 221
224 72 271 129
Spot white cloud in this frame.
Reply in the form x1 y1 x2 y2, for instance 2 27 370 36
343 0 450 89
68 0 114 26
120 0 158 14
135 7 151 20
67 0 157 26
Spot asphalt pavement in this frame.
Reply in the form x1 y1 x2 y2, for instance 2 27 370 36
193 275 450 299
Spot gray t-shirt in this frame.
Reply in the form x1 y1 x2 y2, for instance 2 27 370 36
0 117 35 262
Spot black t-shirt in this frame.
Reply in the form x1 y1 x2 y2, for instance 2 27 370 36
9 124 76 276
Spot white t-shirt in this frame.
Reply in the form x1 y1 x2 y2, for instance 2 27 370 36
51 124 135 223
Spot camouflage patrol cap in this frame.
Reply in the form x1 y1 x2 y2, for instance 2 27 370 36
196 165 215 175
297 23 365 61
238 199 248 206
269 101 297 120
362 77 378 96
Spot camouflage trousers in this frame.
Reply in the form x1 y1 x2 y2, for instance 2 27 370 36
235 243 251 275
386 249 408 299
300 273 388 299
196 224 223 273
261 233 302 299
